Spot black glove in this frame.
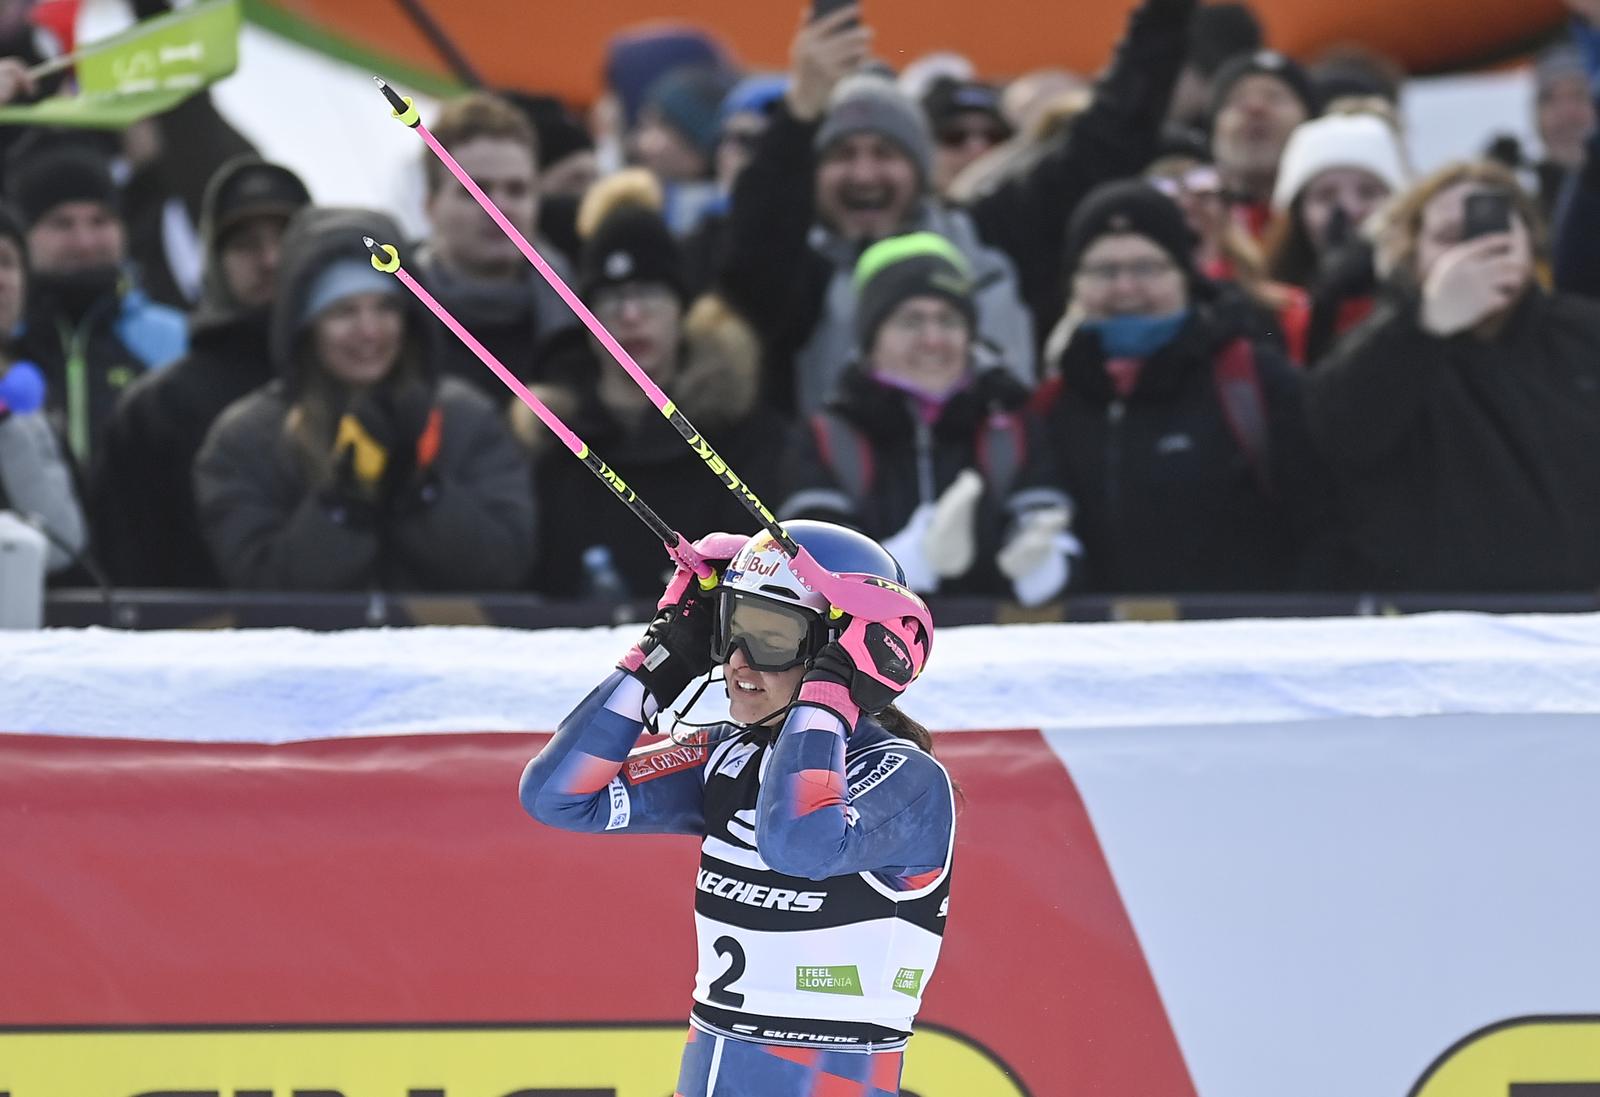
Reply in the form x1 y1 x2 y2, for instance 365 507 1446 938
617 532 748 706
345 380 439 504
797 602 931 730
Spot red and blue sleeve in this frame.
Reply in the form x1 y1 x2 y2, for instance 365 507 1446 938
519 670 707 835
753 706 954 883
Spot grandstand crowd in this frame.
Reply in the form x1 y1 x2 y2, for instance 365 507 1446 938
2 0 1598 602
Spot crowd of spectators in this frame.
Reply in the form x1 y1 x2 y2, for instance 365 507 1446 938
0 0 1598 602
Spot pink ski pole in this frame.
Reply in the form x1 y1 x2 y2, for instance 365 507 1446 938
373 78 930 633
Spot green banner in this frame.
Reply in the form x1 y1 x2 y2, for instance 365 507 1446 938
0 0 240 129
795 965 865 996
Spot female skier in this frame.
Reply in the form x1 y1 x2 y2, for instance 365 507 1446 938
520 520 955 1097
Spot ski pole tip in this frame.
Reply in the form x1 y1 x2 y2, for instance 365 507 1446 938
373 75 420 126
366 238 401 273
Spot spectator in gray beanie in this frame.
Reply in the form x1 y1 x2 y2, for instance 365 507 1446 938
717 0 1200 416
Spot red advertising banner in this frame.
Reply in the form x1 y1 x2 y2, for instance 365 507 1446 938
0 729 1194 1095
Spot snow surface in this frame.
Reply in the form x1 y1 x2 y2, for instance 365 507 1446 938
1 612 1598 742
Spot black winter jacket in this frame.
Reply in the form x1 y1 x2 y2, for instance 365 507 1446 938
91 158 291 587
194 209 536 592
1306 289 1600 591
1040 302 1334 593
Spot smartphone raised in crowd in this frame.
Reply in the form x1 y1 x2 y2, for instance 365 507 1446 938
1462 191 1512 241
810 0 860 26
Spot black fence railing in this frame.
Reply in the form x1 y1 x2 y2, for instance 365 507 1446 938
43 588 1600 631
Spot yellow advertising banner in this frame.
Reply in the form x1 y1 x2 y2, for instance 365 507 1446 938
0 1023 1029 1097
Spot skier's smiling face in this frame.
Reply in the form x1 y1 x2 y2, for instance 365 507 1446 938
815 133 920 242
724 646 807 727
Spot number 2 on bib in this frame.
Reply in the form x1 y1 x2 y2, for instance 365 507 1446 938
709 935 746 1007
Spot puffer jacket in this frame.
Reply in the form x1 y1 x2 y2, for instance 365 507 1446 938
193 208 536 591
1037 297 1337 593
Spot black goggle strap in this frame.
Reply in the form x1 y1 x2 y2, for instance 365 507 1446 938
665 668 800 746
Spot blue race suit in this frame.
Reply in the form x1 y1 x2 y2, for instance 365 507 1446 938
520 671 956 1097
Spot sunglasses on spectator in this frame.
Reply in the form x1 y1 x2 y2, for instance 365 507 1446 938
1077 257 1178 284
1150 166 1223 199
936 123 1008 149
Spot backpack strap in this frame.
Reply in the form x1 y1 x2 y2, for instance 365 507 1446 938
1212 337 1273 496
1029 374 1065 418
974 411 1026 503
808 410 877 506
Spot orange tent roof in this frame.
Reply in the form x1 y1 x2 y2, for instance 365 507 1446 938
251 0 1568 103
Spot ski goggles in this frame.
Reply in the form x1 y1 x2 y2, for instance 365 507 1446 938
711 589 830 672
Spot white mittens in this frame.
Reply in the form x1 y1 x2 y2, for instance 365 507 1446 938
883 469 988 592
923 468 985 579
997 505 1082 607
880 502 940 593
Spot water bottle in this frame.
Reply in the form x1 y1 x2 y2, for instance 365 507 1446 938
581 544 629 602
0 511 47 629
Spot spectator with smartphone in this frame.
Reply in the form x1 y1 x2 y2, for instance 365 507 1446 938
718 0 1198 415
1307 162 1600 591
